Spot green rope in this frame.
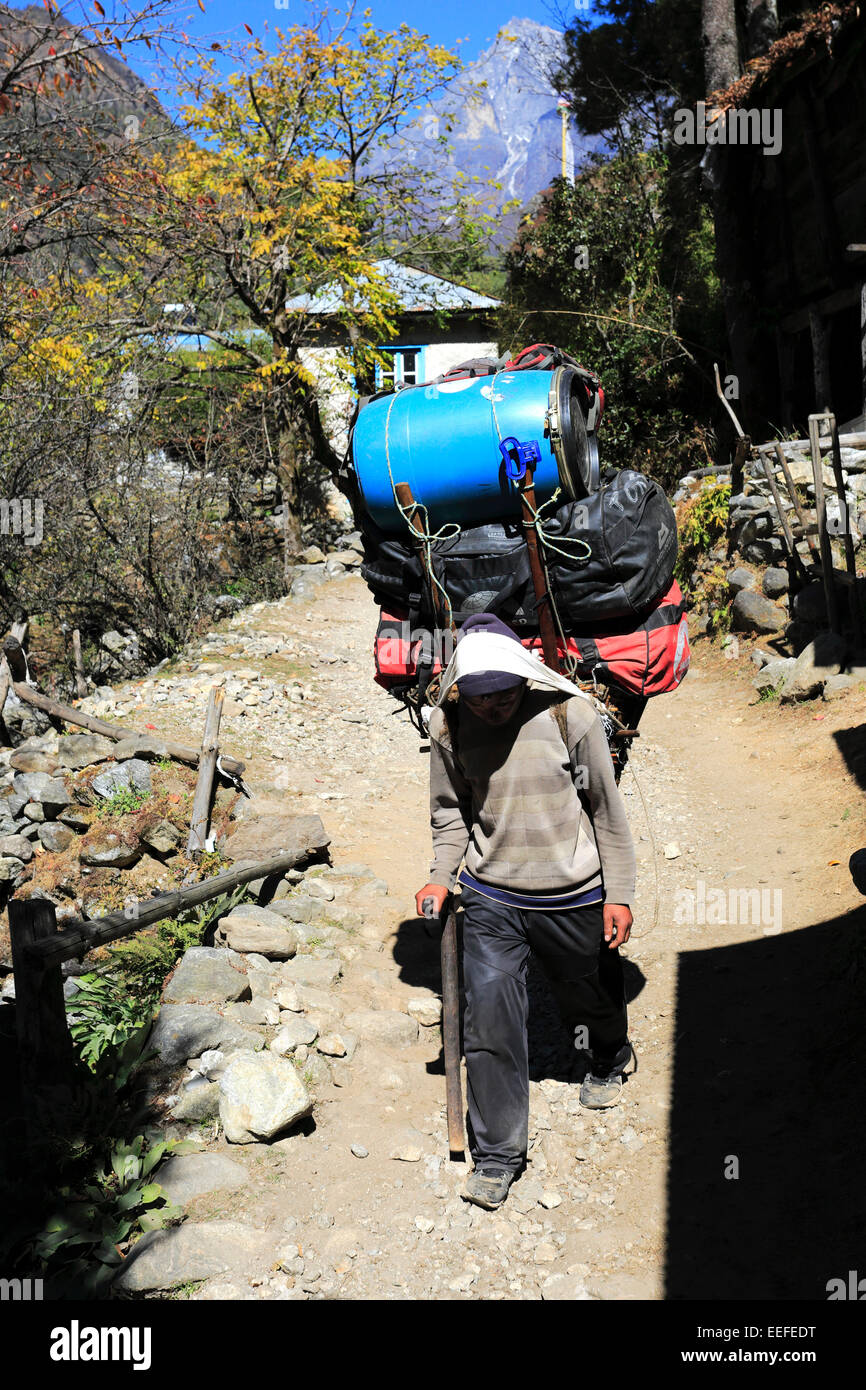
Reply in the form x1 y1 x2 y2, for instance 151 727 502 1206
383 389 459 631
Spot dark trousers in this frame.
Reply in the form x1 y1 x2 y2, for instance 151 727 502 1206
460 884 629 1175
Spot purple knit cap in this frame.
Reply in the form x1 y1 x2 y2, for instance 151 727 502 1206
456 613 526 697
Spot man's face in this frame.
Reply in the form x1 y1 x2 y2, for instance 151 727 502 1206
461 681 527 726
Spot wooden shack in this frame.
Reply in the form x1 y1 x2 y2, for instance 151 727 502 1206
714 4 866 433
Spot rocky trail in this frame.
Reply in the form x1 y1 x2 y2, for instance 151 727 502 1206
10 560 866 1302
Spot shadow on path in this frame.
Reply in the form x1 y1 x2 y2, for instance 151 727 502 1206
665 902 866 1299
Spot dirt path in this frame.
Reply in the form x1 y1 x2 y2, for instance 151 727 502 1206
126 571 866 1300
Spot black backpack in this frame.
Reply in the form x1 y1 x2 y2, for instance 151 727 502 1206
360 467 677 629
544 468 678 624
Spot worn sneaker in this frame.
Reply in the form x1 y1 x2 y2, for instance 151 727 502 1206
461 1167 514 1210
579 1042 634 1109
579 1072 623 1108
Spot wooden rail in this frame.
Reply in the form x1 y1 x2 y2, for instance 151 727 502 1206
8 844 324 1093
24 849 318 969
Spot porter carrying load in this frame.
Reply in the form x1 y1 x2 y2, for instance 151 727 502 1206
344 343 688 1155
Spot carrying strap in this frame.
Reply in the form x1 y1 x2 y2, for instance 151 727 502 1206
442 697 572 773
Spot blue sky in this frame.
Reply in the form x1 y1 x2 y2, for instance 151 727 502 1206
164 1 586 60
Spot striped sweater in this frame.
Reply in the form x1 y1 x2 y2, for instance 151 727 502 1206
427 685 636 907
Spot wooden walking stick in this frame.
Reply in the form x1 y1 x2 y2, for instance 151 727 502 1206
394 481 465 1156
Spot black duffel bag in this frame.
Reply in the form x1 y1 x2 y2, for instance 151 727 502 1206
429 521 538 628
544 468 677 624
359 467 677 629
359 514 426 616
360 514 539 628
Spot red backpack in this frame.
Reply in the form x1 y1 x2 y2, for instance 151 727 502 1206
521 581 690 697
373 580 690 698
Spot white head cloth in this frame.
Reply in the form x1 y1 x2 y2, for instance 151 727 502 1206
435 631 592 706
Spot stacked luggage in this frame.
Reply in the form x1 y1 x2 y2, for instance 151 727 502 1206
343 344 689 741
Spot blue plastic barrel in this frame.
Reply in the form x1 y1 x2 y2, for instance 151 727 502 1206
352 370 568 533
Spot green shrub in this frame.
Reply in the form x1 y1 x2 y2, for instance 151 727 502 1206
107 880 252 1006
67 975 155 1069
94 785 150 819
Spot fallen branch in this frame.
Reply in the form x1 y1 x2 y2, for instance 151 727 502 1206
10 681 246 778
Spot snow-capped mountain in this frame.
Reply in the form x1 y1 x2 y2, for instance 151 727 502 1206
389 17 601 227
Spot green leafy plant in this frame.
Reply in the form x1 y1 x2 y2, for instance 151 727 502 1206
94 785 150 819
31 1134 188 1296
66 975 156 1069
677 482 730 561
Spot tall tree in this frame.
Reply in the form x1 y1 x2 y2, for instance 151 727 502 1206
150 11 467 560
701 0 740 96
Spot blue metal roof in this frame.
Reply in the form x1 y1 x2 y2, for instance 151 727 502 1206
285 258 500 315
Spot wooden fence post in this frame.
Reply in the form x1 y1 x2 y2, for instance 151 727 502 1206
0 654 11 747
3 633 29 683
188 686 224 856
8 898 75 1100
71 629 88 700
808 414 840 633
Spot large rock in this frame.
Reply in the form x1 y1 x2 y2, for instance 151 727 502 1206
154 1153 246 1206
823 673 854 700
763 567 789 598
785 456 835 488
12 772 71 815
0 834 34 862
36 823 75 854
113 1221 276 1292
0 789 28 819
148 1004 264 1066
9 750 58 774
90 758 152 799
725 567 756 595
57 806 94 833
731 589 784 636
344 1009 419 1048
163 947 251 1006
279 956 342 989
79 831 140 869
218 1051 313 1143
217 905 298 959
752 658 794 695
220 812 329 863
138 816 183 856
55 733 116 770
0 857 25 882
270 1016 318 1055
224 999 281 1027
780 633 846 703
407 996 443 1027
171 1079 221 1121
